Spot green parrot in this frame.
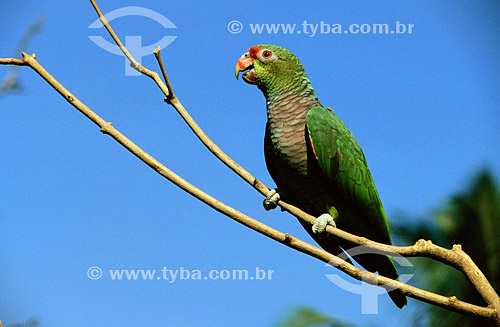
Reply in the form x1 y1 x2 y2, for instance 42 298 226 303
235 44 407 308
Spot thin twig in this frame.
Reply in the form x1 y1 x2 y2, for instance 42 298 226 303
153 47 175 103
0 58 26 66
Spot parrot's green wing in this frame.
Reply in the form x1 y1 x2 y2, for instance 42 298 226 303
305 106 390 242
305 105 407 308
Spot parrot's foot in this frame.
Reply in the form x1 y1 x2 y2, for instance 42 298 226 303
312 213 337 234
263 188 281 211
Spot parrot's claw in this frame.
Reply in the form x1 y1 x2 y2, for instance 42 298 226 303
263 188 281 211
312 213 336 234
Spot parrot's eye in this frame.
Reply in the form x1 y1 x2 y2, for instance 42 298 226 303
259 49 276 61
262 50 272 58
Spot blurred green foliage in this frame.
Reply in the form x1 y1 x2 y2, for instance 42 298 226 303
394 169 500 327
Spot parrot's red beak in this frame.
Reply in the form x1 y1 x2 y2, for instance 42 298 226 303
235 51 257 85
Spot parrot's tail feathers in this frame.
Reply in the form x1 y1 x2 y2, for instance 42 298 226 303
387 287 407 309
377 256 408 309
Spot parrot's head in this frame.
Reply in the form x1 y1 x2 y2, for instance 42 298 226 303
235 45 307 95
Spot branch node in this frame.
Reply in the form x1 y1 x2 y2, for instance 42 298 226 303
252 178 264 189
129 62 142 71
415 239 431 248
284 233 293 244
100 122 113 135
452 244 463 252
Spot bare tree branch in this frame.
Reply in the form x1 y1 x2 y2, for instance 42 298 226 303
153 46 175 103
1 0 499 324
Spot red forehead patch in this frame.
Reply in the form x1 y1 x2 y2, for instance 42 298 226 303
248 46 263 60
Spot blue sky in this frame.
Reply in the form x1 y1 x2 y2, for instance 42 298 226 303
1 1 499 326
